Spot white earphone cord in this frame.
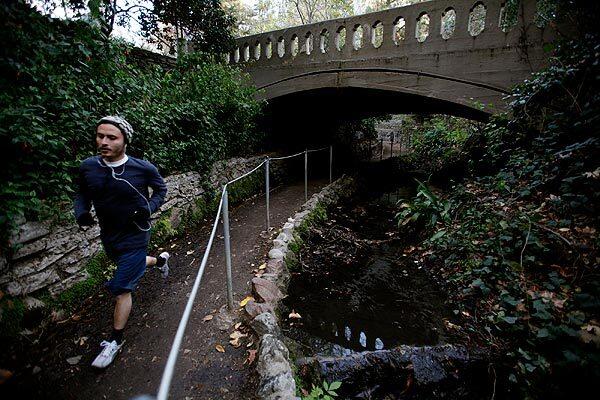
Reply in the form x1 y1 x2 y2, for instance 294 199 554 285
97 158 152 232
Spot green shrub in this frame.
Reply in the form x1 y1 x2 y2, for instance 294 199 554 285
396 179 451 229
0 1 263 246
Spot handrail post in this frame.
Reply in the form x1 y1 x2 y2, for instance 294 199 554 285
304 149 308 202
265 157 270 231
329 145 333 184
390 132 394 158
222 186 234 310
380 138 384 160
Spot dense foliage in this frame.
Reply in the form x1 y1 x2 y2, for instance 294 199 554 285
0 1 262 245
396 10 599 398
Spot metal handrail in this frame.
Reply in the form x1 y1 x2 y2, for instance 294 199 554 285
269 150 305 161
226 159 267 186
154 145 333 400
156 185 226 400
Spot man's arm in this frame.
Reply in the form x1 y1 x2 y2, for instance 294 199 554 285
146 163 167 214
74 164 95 226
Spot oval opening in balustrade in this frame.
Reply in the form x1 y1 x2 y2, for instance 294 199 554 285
353 24 364 50
416 12 430 42
291 34 299 57
393 17 405 45
277 36 285 58
441 8 456 39
372 21 384 48
468 2 486 36
224 52 230 64
233 47 240 63
499 2 517 32
336 26 346 51
254 41 261 60
305 32 314 55
265 39 273 59
320 29 330 53
242 43 250 62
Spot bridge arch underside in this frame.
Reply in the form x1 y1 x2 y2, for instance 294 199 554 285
258 69 506 121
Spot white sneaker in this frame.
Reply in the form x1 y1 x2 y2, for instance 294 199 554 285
91 340 123 368
158 252 170 278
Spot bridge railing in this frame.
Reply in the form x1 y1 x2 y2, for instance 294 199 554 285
227 0 550 67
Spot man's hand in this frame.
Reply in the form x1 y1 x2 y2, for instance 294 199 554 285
76 213 95 227
131 206 151 222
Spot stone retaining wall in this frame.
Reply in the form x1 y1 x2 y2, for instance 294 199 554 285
244 176 357 400
0 156 274 298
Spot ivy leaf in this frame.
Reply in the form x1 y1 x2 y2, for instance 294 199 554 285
537 328 550 338
430 230 446 241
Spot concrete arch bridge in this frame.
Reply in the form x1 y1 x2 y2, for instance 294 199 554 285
229 0 558 120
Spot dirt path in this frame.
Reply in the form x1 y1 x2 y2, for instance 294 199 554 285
2 179 327 400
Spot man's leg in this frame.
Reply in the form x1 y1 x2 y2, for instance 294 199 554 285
114 292 132 330
146 256 157 267
92 249 146 368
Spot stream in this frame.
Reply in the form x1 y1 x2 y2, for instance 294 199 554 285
282 172 493 398
283 180 451 355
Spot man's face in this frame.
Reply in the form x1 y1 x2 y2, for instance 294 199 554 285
96 123 126 161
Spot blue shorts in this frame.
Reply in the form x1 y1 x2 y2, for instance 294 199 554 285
105 248 147 296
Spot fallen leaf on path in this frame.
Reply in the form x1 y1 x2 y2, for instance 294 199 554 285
186 250 195 255
246 341 254 348
239 296 254 307
288 310 301 319
230 331 247 339
234 322 242 330
258 263 267 270
152 356 159 362
245 349 257 365
73 336 88 346
202 314 214 322
170 244 178 249
183 349 191 355
229 330 248 347
66 356 82 365
215 344 225 353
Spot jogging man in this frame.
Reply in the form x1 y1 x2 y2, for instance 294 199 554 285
74 116 169 368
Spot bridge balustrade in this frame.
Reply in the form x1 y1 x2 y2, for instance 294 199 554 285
228 0 557 115
228 0 549 67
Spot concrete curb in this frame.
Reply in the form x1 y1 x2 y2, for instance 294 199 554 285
247 176 356 400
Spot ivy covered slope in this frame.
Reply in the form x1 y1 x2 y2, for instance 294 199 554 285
398 29 599 400
0 1 262 244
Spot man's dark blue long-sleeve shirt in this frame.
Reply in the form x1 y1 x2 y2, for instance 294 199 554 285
74 155 167 254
